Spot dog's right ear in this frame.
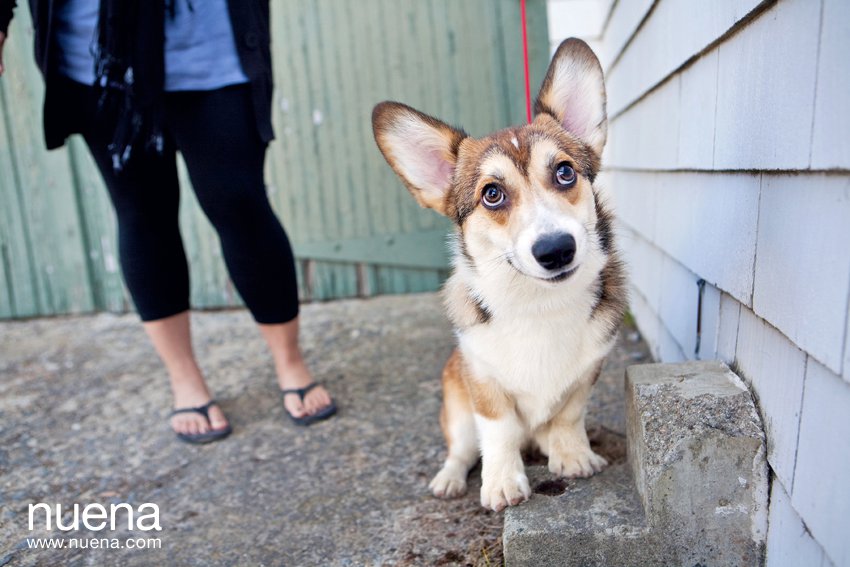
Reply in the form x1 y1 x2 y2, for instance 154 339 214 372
535 38 607 156
372 102 466 216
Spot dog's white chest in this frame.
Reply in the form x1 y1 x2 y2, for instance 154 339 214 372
459 311 611 424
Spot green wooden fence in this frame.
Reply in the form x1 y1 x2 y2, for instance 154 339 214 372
0 0 548 319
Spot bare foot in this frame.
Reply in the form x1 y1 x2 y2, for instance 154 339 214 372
257 317 334 419
278 358 333 418
170 381 229 436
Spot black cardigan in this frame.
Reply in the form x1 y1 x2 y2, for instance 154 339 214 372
0 0 274 149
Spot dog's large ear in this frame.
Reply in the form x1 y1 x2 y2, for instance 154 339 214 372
535 38 607 155
372 102 466 215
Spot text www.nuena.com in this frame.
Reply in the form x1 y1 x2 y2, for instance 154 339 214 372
26 537 161 550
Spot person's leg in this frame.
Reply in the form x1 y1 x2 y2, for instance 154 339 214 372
144 312 229 434
257 318 331 416
74 79 228 434
164 84 332 418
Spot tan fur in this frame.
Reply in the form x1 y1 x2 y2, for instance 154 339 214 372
442 349 512 421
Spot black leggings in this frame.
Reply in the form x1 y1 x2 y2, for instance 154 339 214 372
68 78 299 323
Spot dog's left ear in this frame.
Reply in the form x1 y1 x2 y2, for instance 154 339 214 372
535 38 607 155
372 102 466 216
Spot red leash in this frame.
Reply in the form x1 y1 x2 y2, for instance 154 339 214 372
520 0 532 123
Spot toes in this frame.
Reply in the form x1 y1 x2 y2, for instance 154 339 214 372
480 474 531 511
284 396 307 418
172 412 221 436
170 416 185 434
590 453 608 472
304 387 332 415
430 470 468 499
549 449 607 478
207 405 229 431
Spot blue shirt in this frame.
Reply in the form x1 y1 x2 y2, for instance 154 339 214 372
53 0 249 91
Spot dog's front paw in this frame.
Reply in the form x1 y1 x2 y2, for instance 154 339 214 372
480 473 531 512
429 466 468 498
548 447 607 478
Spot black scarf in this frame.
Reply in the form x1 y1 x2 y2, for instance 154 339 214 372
94 0 166 173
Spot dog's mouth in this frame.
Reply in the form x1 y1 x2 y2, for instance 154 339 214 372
542 265 578 282
506 257 579 283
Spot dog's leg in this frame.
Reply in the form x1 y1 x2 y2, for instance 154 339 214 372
430 350 479 498
477 411 530 511
545 364 607 478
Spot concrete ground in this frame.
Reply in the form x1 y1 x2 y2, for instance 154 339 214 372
0 293 649 566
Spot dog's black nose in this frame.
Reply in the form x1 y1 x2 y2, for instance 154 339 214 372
532 233 576 271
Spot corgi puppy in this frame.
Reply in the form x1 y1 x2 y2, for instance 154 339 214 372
372 38 627 511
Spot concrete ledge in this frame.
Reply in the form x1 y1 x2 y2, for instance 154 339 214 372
627 360 768 566
504 360 768 566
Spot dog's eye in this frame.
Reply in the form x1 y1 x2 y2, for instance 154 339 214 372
555 162 577 188
481 184 506 209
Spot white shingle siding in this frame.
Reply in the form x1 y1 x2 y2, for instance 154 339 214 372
546 0 612 54
628 285 662 359
657 317 688 363
658 254 700 358
605 0 766 118
608 171 760 306
653 172 760 305
766 481 828 567
792 359 850 567
734 308 807 490
618 227 663 312
716 292 741 365
606 79 680 170
549 0 849 560
602 171 657 241
697 283 721 361
598 0 653 70
810 0 850 170
753 174 850 375
845 313 850 383
713 0 821 170
677 49 719 169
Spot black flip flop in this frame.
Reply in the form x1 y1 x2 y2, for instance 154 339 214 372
281 383 337 426
170 400 232 444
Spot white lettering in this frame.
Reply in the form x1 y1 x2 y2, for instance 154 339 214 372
82 504 107 531
136 504 161 531
28 503 52 531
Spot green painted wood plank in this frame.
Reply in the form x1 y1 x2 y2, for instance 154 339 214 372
294 228 450 269
328 0 375 242
497 0 527 126
0 77 40 317
0 240 13 318
374 266 444 295
287 3 327 244
315 0 356 242
310 262 358 302
268 2 306 244
526 0 551 101
300 1 344 301
1 11 93 316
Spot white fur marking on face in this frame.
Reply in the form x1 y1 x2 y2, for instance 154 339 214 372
479 153 519 183
511 136 519 149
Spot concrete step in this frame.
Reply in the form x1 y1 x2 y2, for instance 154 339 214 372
504 464 655 565
503 360 769 566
